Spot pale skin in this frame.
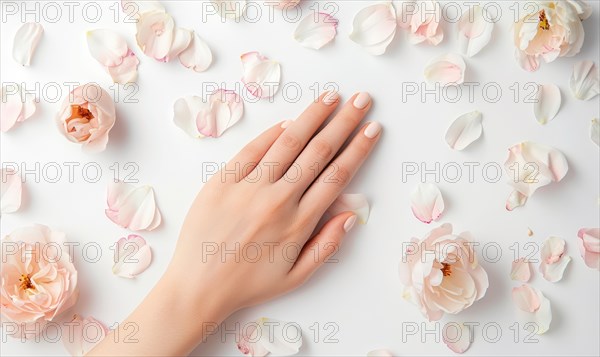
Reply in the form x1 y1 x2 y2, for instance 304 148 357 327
87 91 382 356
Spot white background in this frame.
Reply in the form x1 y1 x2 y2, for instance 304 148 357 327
1 1 599 356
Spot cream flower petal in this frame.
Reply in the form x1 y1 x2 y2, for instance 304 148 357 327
445 110 483 150
136 10 176 61
349 2 397 56
410 183 444 224
424 53 465 86
213 0 247 20
591 119 599 147
570 61 599 101
367 350 393 357
62 315 108 356
458 5 493 57
539 236 571 282
237 318 302 356
105 181 162 231
166 27 193 62
533 84 561 125
173 96 205 138
86 29 128 67
442 323 472 354
294 12 338 50
510 258 532 282
327 193 370 224
241 52 281 99
1 169 22 214
577 228 600 270
107 49 140 84
112 234 152 279
512 285 552 334
121 0 165 19
179 31 213 72
1 84 37 132
12 22 43 66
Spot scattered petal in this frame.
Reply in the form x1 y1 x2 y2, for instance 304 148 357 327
294 12 338 50
506 190 528 211
107 49 140 84
570 60 599 101
62 315 108 356
121 0 165 19
445 110 483 150
112 234 152 278
397 0 444 46
1 83 37 132
540 236 571 282
591 119 599 147
241 52 281 99
533 84 561 125
443 323 472 354
511 258 532 282
237 318 302 356
349 2 397 55
458 5 493 57
577 228 600 270
424 53 465 86
12 22 43 66
512 285 552 334
179 31 213 72
87 29 139 84
410 183 444 224
1 169 22 214
213 0 247 20
270 0 301 9
327 194 370 224
105 181 162 231
136 10 177 61
367 350 393 357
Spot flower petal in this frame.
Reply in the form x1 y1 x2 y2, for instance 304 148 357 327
533 84 561 125
179 32 213 72
173 96 205 138
241 52 281 99
86 29 128 67
424 53 465 86
1 169 22 214
570 60 599 101
577 228 600 270
539 236 570 282
121 0 165 19
410 183 444 224
0 84 37 133
445 110 483 150
367 350 393 357
107 49 140 84
112 234 152 278
238 318 302 356
512 285 552 334
349 2 397 56
512 284 540 313
294 12 338 50
327 193 370 224
136 10 176 61
197 89 244 137
510 258 531 282
105 181 162 231
62 315 108 356
458 5 493 57
591 118 599 147
213 0 247 20
12 22 43 66
442 322 472 354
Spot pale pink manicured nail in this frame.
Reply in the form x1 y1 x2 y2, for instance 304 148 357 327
353 92 371 109
281 120 292 129
323 91 339 105
343 215 357 232
364 122 382 139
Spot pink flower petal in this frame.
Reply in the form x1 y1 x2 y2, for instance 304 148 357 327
570 60 599 101
442 323 472 354
112 234 152 278
512 284 540 313
105 181 162 231
86 29 128 67
121 0 164 19
539 236 571 282
424 53 465 86
1 169 22 214
166 27 193 62
62 314 108 356
577 228 600 270
512 285 552 334
533 84 561 125
294 12 338 50
1 84 37 132
510 258 532 282
410 183 444 224
241 52 281 99
400 0 444 46
445 111 483 150
237 318 302 356
13 22 43 66
367 350 393 357
136 10 176 61
327 193 370 224
458 5 493 57
107 49 140 84
179 31 213 72
349 2 397 55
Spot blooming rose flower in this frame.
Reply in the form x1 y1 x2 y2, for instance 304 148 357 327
55 83 116 153
399 223 489 321
513 0 591 71
1 224 78 339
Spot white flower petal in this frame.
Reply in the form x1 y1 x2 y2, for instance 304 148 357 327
86 29 128 67
105 181 162 231
173 96 205 138
198 90 244 137
445 110 483 150
367 350 393 357
1 169 22 214
179 32 213 72
570 61 599 101
112 234 152 278
539 236 571 282
327 193 370 224
107 49 140 84
1 84 37 132
512 285 552 334
577 228 600 270
510 258 532 282
136 10 176 61
12 22 43 66
349 2 397 56
294 12 338 50
62 315 108 356
512 284 540 313
241 52 281 99
442 323 472 354
238 318 302 356
410 183 444 224
213 0 247 20
458 5 493 57
506 190 528 211
121 0 164 18
591 119 599 147
533 84 561 125
424 53 465 86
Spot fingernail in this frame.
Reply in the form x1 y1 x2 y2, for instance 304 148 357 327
281 120 292 129
364 121 382 139
323 91 339 106
343 215 357 232
353 92 371 109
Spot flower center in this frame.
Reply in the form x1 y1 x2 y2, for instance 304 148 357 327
538 10 550 30
441 263 452 277
65 105 94 142
19 274 34 290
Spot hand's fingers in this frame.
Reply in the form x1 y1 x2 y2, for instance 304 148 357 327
257 92 340 183
299 121 382 214
281 92 371 194
223 121 289 184
286 212 356 287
